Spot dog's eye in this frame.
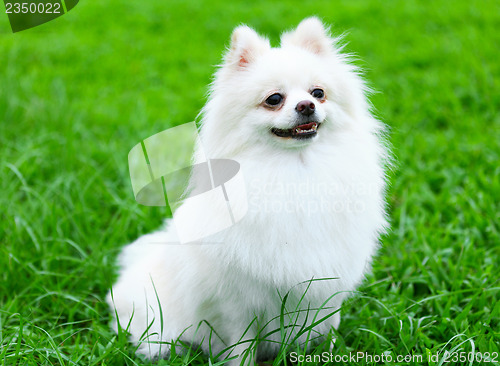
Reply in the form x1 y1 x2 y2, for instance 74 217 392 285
311 88 325 99
265 93 283 106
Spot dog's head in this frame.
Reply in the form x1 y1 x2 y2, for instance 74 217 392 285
201 17 373 156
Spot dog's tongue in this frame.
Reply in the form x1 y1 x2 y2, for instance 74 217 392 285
293 122 318 136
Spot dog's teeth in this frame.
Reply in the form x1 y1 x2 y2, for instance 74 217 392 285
292 123 319 135
295 123 318 134
296 128 314 133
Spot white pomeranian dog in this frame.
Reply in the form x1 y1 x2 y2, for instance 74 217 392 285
108 17 389 365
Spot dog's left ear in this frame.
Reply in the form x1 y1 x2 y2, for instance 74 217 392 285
281 17 334 55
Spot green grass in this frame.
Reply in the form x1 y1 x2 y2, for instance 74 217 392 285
1 0 499 365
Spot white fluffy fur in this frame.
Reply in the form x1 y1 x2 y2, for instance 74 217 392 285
107 17 389 365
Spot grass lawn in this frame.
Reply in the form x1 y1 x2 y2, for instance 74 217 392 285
1 0 499 365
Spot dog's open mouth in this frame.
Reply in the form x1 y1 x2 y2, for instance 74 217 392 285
271 122 320 139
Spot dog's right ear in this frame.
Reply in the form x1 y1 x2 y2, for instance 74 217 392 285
225 25 270 69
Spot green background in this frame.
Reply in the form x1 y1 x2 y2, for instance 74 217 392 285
0 0 499 365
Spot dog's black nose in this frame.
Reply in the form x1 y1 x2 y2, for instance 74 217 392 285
296 100 315 116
